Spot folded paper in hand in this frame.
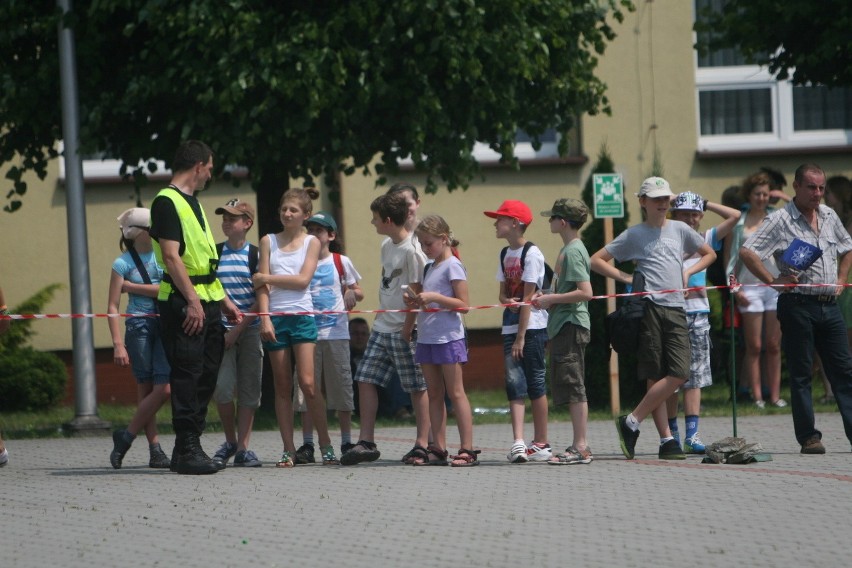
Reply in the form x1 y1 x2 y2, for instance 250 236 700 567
779 238 822 274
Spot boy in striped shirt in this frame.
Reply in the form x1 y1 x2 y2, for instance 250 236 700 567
210 199 264 467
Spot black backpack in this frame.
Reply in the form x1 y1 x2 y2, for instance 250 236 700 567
605 271 647 355
500 242 555 291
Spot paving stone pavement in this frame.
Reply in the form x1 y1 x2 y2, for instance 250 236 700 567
3 412 851 568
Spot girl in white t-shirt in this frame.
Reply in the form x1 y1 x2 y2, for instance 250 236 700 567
292 211 364 462
253 188 338 467
411 215 479 466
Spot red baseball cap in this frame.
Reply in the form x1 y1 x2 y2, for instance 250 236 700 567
483 200 533 225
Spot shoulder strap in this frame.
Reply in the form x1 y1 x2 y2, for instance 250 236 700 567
128 247 152 285
519 241 534 271
216 242 224 259
332 252 345 283
500 246 509 276
248 244 259 275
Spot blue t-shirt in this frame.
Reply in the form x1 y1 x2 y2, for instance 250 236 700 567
111 250 162 315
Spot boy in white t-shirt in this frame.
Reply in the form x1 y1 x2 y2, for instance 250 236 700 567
484 200 552 463
340 189 430 465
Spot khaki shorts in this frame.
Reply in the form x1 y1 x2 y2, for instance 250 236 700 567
213 325 264 408
549 322 591 406
294 339 355 412
637 302 690 382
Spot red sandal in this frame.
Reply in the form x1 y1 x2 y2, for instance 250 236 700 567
450 448 481 467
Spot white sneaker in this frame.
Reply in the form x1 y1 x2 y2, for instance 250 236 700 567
772 399 788 408
507 441 529 463
526 442 553 462
0 448 8 467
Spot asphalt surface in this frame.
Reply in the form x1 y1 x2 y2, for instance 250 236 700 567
3 412 851 567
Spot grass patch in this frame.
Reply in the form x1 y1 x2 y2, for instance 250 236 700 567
0 381 838 439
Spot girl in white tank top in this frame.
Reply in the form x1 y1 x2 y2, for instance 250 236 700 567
253 187 339 467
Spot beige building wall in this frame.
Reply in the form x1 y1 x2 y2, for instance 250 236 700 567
3 0 851 350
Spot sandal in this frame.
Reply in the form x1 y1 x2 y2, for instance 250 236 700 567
402 445 429 465
414 445 449 466
450 448 481 467
276 450 295 468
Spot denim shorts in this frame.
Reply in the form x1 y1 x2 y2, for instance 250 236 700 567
125 316 170 385
503 328 548 401
263 315 317 350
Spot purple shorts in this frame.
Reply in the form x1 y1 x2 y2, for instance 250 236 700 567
415 338 468 365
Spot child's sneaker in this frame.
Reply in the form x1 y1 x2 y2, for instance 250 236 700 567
294 443 315 464
658 439 686 460
526 442 553 462
507 441 529 463
148 443 171 469
212 441 237 467
110 429 133 470
341 442 356 454
234 449 262 467
320 445 339 465
0 448 8 467
684 434 706 455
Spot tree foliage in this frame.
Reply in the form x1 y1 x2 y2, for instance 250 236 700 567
695 0 852 87
0 0 632 211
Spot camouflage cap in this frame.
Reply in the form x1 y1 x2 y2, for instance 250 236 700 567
540 198 589 225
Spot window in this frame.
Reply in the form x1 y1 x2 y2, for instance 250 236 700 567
56 145 168 183
694 0 852 154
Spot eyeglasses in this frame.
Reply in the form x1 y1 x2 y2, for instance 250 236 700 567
549 216 565 222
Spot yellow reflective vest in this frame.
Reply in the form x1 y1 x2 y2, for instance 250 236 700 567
152 188 224 303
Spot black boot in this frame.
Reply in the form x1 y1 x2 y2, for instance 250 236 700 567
149 443 171 469
110 429 133 470
174 432 219 475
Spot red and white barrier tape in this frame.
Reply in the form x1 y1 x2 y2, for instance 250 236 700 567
0 282 845 320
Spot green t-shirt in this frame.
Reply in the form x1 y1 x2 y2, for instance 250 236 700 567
546 239 591 338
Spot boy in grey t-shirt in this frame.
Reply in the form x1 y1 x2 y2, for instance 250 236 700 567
591 177 715 460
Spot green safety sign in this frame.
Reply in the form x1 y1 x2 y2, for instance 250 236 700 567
593 174 624 218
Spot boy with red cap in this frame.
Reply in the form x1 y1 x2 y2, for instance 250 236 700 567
484 200 552 463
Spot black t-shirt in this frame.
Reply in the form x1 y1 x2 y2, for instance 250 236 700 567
150 188 207 257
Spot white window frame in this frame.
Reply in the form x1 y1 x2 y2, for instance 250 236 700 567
56 142 169 182
693 6 852 154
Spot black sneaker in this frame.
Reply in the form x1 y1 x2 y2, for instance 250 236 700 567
340 440 380 466
110 429 133 470
658 439 686 460
148 443 171 469
615 415 639 459
294 443 316 464
341 442 356 454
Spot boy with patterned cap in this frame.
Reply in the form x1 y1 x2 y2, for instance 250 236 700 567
533 198 595 464
484 200 552 463
591 177 716 460
665 191 741 454
210 198 264 467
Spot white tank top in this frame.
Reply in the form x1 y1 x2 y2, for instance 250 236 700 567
267 232 315 315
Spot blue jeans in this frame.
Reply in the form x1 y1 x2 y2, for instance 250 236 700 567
777 294 852 446
125 316 170 385
503 328 548 401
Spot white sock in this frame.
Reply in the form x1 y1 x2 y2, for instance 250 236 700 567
626 413 640 431
660 436 674 445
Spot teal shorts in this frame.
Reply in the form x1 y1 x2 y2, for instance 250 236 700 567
263 315 317 350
